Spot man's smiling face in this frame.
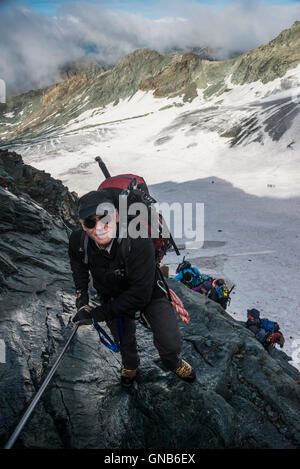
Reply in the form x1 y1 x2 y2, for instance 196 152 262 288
81 205 119 247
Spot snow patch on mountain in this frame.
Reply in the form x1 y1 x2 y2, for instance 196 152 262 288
4 63 299 201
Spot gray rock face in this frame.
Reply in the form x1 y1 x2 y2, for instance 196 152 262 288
0 153 300 449
59 59 106 81
0 149 79 229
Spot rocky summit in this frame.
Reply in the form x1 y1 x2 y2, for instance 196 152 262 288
0 151 300 449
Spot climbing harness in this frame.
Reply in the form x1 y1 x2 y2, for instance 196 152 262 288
92 319 121 353
90 296 122 353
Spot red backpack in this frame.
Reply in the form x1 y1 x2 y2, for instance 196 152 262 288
95 159 179 263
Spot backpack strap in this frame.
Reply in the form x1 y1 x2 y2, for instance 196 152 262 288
80 224 133 269
117 236 132 278
191 267 199 277
79 230 89 265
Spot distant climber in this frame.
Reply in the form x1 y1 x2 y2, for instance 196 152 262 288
245 308 285 351
69 190 196 386
192 278 230 309
174 257 202 288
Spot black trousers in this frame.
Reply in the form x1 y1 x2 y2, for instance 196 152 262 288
106 297 183 371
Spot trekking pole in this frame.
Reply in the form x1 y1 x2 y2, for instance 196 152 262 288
4 324 79 449
95 156 111 179
169 233 180 256
228 284 236 295
156 208 180 256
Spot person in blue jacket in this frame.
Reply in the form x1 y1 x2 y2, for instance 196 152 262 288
245 308 285 351
174 259 201 288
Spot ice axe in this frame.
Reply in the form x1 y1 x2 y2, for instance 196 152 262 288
95 156 111 179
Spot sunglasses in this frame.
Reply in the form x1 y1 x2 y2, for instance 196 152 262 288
83 213 112 229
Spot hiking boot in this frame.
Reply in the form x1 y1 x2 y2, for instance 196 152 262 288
173 360 196 382
121 368 137 387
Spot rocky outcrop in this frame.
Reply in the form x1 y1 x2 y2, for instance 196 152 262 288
59 59 106 80
231 20 300 85
165 46 216 61
140 53 200 102
0 149 78 228
0 152 299 449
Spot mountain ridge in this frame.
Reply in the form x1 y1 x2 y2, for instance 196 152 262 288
1 21 300 144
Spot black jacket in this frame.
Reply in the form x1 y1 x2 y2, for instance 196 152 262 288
68 229 164 319
245 318 268 343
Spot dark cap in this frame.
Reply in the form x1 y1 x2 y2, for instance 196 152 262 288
183 271 193 282
78 190 116 219
216 278 225 286
247 308 260 320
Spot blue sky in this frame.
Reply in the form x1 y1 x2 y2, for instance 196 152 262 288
19 0 300 17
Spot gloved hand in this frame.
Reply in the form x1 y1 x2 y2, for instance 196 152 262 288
89 305 108 323
75 290 89 310
72 305 93 326
72 304 108 326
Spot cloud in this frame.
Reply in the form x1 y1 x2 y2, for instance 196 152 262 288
1 1 300 96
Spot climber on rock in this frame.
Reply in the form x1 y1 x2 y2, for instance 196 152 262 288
245 308 285 351
174 257 202 288
69 190 196 386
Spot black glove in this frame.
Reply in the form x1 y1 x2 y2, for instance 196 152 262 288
72 304 109 325
90 305 108 323
72 306 93 326
76 290 89 310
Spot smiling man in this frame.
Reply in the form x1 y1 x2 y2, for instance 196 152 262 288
68 189 195 386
